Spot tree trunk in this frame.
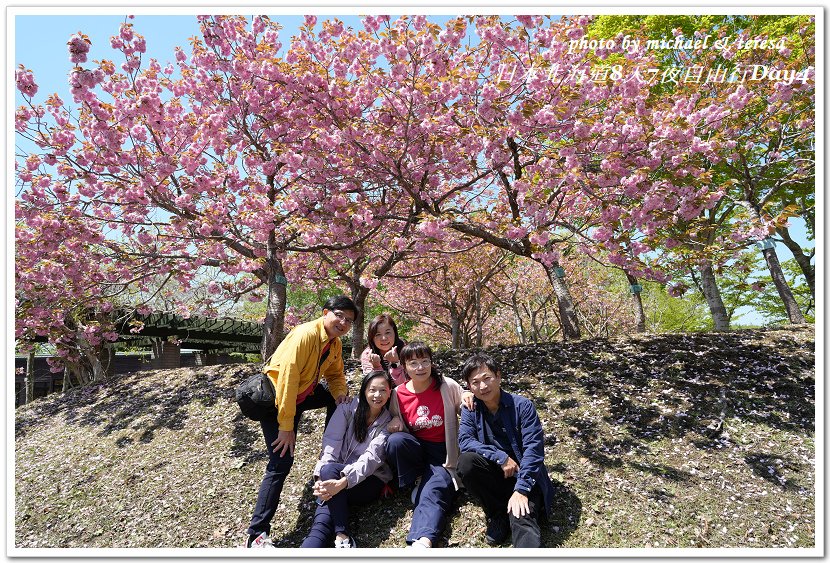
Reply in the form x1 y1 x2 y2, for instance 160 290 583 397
510 289 526 344
63 367 72 392
25 350 35 404
82 342 113 382
699 261 730 331
63 364 83 389
625 273 647 333
528 307 541 343
760 245 806 324
543 263 581 340
450 312 461 349
350 285 371 359
474 282 484 348
88 348 105 381
740 202 808 323
776 225 815 299
260 258 287 362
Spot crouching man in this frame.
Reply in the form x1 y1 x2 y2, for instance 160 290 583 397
457 353 555 548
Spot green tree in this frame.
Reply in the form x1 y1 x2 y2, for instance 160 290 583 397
750 258 814 324
641 281 712 333
591 14 815 325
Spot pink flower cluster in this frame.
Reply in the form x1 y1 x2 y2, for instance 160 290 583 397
67 33 91 64
15 65 38 97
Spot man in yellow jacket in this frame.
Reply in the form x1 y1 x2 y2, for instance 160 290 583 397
246 295 357 548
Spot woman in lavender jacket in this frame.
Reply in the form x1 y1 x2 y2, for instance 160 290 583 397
300 370 394 548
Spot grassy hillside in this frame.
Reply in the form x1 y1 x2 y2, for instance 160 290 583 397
14 326 815 549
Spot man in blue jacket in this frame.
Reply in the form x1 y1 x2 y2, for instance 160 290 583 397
457 353 555 548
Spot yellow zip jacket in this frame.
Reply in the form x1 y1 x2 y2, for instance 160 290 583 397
262 317 348 431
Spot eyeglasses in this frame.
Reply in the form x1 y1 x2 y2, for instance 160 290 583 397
405 359 432 370
332 310 354 326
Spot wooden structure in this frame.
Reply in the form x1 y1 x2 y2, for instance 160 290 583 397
16 311 263 407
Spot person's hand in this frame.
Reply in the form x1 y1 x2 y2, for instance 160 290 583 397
271 429 296 457
501 456 519 478
335 393 352 405
369 353 382 368
461 390 475 410
313 477 348 502
383 346 399 365
507 490 530 518
387 415 403 433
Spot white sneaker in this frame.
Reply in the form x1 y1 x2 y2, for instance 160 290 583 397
248 531 275 548
408 538 431 548
334 535 357 548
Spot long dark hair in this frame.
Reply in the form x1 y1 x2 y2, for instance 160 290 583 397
353 370 394 443
367 313 406 363
399 341 442 390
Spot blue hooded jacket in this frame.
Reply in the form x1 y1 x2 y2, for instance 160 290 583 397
458 390 555 515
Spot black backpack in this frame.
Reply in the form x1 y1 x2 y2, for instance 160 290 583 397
235 373 278 421
237 346 331 421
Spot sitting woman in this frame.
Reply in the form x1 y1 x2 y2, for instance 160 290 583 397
385 341 464 548
301 370 395 548
360 313 407 386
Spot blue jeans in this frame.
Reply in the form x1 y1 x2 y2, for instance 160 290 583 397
300 463 384 547
246 384 336 537
385 432 456 545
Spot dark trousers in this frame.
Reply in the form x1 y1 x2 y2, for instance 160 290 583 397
385 432 455 545
300 463 384 547
246 384 336 537
457 451 543 548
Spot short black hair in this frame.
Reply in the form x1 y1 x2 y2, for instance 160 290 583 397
460 353 501 384
323 295 359 316
399 341 442 390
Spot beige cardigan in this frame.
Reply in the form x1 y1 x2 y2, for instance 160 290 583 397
389 376 464 490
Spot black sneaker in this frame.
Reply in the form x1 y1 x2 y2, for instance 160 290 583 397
485 516 509 546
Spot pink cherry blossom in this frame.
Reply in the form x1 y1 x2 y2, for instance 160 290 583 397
67 33 91 64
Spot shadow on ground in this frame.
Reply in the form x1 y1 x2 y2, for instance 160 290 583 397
15 363 257 444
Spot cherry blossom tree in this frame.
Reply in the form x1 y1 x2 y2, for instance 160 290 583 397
284 198 422 357
15 195 123 381
591 14 815 326
16 12 816 371
492 254 637 342
16 15 386 360
291 14 715 340
378 239 510 349
494 258 560 344
720 25 814 324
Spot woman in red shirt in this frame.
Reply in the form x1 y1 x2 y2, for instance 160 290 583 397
386 341 465 548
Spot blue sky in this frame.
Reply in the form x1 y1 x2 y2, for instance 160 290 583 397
15 14 309 103
12 12 816 326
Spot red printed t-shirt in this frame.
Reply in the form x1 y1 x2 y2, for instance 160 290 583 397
396 384 445 443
